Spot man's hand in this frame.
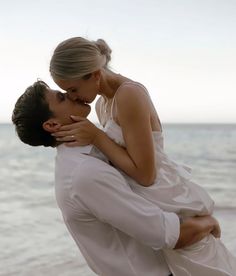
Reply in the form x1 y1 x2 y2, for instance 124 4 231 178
174 215 221 249
210 216 221 238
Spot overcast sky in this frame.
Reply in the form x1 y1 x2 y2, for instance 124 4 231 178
1 0 236 123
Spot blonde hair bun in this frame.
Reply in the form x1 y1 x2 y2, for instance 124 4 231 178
95 39 112 65
50 37 112 80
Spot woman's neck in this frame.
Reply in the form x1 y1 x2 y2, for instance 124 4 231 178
99 69 131 99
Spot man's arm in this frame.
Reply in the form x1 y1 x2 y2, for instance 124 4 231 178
72 156 219 250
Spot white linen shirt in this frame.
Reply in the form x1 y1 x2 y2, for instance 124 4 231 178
54 144 180 276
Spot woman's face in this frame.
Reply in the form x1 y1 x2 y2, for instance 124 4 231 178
54 72 100 104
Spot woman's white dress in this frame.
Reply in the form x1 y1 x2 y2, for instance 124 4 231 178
100 81 236 276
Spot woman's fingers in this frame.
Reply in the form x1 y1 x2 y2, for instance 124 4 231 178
52 130 76 137
59 123 80 131
70 115 86 122
58 118 86 131
55 135 76 142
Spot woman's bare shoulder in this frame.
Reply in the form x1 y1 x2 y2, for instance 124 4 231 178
115 82 150 109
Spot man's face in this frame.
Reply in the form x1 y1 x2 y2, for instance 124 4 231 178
45 88 91 125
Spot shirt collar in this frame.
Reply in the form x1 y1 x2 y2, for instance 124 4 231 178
56 143 93 155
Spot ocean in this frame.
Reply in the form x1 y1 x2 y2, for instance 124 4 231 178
1 123 236 275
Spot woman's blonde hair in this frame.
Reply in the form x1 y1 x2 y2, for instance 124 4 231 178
49 37 112 80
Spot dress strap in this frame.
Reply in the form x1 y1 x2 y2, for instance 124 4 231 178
110 93 117 121
99 97 103 118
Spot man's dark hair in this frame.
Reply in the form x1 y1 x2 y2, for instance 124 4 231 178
12 80 56 147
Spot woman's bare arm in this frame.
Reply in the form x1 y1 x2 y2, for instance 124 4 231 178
93 84 156 186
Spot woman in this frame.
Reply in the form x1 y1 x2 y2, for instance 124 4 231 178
50 37 236 275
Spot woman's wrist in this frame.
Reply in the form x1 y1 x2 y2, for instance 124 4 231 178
93 128 105 147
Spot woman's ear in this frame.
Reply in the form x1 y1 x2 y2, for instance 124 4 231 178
93 69 101 81
93 70 101 92
43 119 61 133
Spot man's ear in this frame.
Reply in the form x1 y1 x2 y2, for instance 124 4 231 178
43 119 61 133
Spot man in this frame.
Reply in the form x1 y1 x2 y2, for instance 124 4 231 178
12 81 220 276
